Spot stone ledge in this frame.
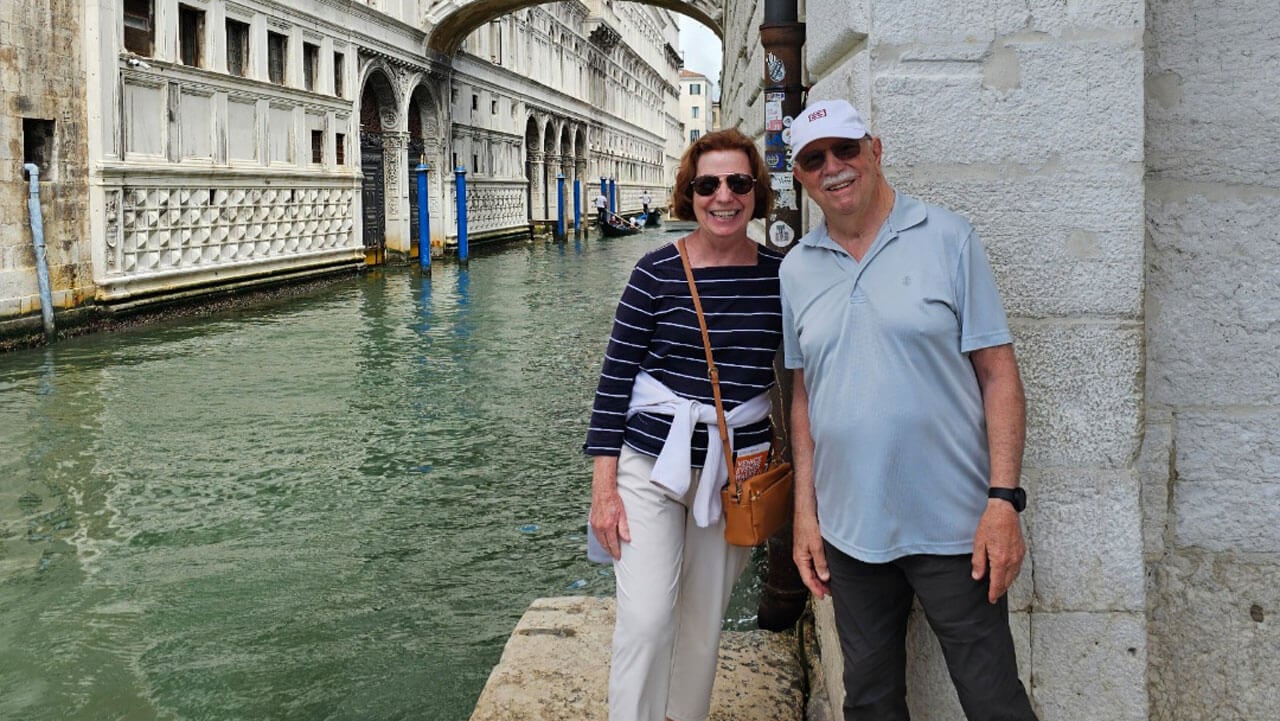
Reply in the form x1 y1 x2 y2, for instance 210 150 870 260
469 596 805 721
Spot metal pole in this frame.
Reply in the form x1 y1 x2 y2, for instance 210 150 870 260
757 0 809 633
454 166 469 266
556 173 566 241
416 162 431 274
760 9 806 252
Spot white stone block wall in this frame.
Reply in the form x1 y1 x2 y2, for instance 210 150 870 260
1144 1 1280 719
716 0 766 137
719 0 1153 718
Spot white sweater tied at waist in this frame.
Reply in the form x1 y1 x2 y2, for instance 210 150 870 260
626 370 772 527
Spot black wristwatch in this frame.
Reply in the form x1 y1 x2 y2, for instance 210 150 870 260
988 487 1027 512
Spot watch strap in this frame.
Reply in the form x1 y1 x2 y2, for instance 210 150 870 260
988 487 1026 512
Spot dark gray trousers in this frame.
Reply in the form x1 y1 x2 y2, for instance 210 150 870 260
824 543 1038 721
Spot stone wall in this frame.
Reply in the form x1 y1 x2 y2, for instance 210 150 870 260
0 0 92 320
716 0 1154 718
1143 1 1280 719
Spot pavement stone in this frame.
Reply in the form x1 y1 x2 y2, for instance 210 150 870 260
468 596 805 721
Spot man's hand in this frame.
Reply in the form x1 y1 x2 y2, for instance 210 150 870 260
792 514 831 599
788 369 830 598
971 499 1026 603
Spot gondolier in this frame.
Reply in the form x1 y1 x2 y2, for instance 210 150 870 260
594 190 609 226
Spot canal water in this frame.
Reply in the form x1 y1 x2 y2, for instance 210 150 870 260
0 230 765 721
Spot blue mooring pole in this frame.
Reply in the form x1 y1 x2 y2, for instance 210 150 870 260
572 178 581 235
555 173 565 241
416 162 431 274
608 178 617 214
454 166 469 265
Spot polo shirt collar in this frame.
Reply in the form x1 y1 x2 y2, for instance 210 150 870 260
886 191 927 234
798 189 926 253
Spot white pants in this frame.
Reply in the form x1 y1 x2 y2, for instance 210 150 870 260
609 445 752 721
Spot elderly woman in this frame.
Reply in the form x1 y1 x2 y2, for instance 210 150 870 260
585 129 782 721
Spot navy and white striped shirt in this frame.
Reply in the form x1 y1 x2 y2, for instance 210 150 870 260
584 241 785 465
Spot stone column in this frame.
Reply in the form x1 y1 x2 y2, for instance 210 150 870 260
426 138 446 248
527 149 544 221
382 130 410 253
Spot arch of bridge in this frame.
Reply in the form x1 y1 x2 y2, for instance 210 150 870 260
425 0 722 56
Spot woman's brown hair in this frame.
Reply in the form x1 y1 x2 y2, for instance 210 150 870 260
669 129 773 221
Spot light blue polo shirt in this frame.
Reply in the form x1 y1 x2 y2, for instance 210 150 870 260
780 192 1012 563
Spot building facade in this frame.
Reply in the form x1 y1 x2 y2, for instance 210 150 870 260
678 69 712 144
716 1 1280 720
1 0 93 318
1 0 682 330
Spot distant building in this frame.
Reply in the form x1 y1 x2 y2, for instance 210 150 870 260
1 0 682 332
679 70 712 145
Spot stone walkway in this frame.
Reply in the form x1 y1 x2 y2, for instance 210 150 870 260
468 596 806 721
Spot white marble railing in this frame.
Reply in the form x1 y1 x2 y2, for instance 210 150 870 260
448 180 528 235
103 183 360 278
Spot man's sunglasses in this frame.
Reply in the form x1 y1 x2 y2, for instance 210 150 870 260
794 139 866 173
689 173 756 197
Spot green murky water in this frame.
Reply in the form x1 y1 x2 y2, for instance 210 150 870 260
0 231 762 721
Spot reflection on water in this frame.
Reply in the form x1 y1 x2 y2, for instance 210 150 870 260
0 231 761 721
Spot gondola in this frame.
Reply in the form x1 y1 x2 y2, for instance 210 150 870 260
644 209 662 227
600 212 643 238
600 219 642 238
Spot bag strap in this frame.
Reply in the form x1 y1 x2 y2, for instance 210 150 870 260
675 238 737 482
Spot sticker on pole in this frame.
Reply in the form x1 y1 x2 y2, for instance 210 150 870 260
765 101 783 131
766 53 786 83
769 221 796 247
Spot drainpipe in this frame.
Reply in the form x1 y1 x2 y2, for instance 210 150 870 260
22 163 56 340
757 0 809 633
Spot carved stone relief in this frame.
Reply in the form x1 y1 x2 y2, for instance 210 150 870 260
383 131 409 218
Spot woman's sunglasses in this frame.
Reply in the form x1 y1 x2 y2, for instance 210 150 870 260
689 173 756 197
794 139 865 173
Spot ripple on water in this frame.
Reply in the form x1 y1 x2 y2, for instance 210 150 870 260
0 235 762 721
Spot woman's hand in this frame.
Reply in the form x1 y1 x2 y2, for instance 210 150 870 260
589 456 630 561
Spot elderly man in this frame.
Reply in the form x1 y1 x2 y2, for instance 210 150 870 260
781 99 1037 721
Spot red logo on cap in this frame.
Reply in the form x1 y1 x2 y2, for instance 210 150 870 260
807 109 828 121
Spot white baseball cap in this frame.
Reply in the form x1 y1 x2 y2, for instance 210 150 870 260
788 99 870 158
